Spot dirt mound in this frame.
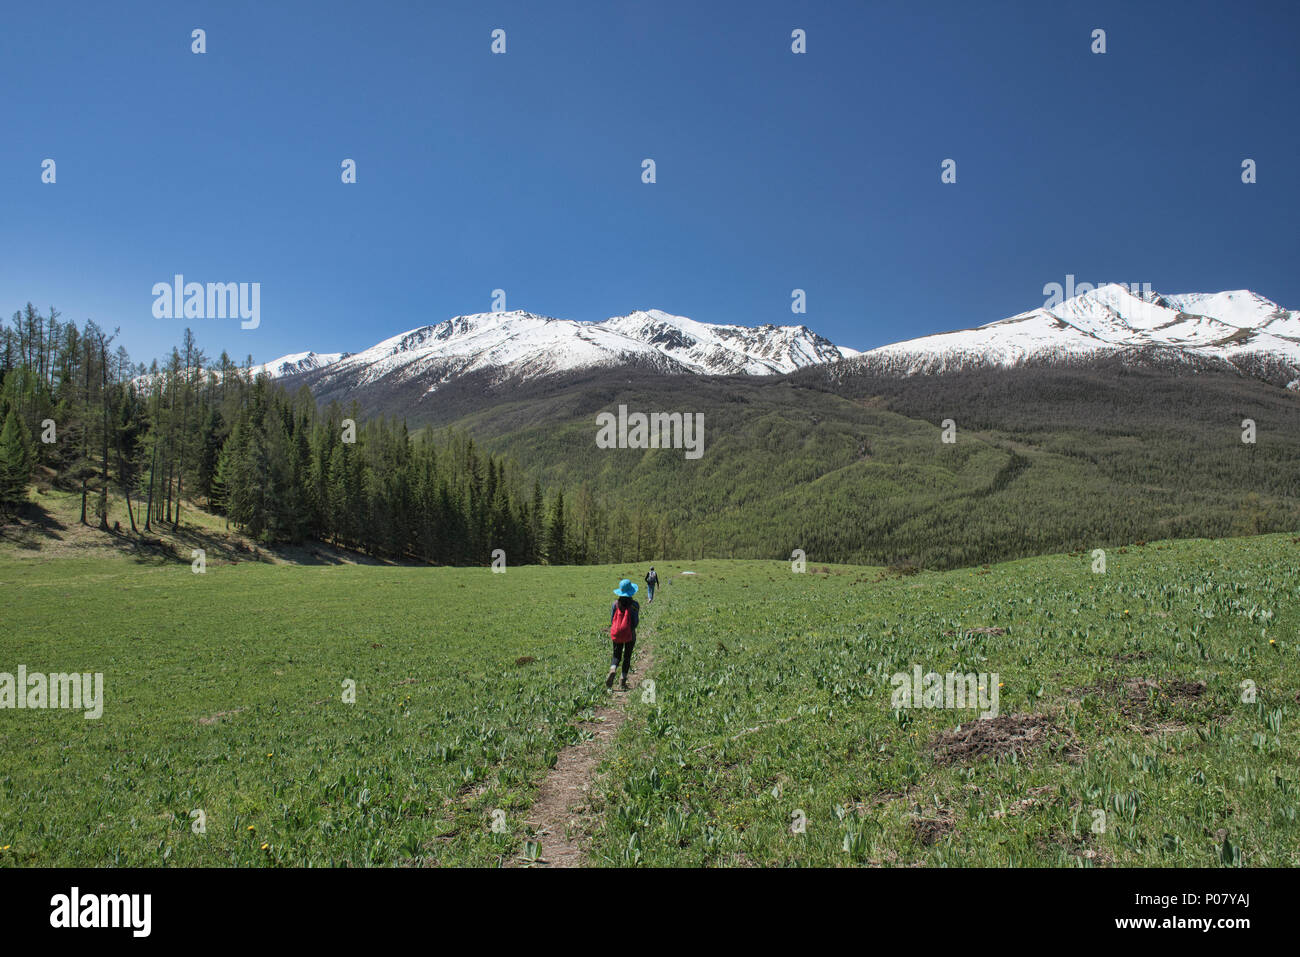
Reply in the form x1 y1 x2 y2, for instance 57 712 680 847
910 815 954 845
1161 679 1206 698
930 713 1060 765
1072 675 1216 737
1082 676 1208 716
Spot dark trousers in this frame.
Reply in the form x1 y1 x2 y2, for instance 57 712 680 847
611 639 636 675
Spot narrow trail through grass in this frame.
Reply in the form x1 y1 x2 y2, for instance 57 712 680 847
515 584 666 867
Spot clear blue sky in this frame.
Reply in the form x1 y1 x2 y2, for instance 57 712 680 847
2 0 1297 366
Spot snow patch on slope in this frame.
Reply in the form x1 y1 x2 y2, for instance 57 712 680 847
287 308 855 392
253 351 345 378
859 284 1300 377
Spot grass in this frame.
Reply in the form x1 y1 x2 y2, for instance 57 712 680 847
0 552 651 866
1 529 1296 866
589 536 1300 866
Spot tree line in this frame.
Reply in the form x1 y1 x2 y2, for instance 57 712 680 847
0 304 660 565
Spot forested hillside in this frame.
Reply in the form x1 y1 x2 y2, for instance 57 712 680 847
5 303 1298 570
450 360 1300 568
0 305 612 565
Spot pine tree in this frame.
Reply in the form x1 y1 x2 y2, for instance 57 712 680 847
327 442 351 548
195 406 225 502
0 406 33 511
530 480 545 562
547 490 567 565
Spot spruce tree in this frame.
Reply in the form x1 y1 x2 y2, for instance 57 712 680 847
547 490 567 565
0 406 33 511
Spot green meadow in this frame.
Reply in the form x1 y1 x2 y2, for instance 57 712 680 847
1 533 1297 866
0 557 628 866
592 536 1300 866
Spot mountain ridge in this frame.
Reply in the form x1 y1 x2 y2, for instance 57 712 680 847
240 288 1300 428
256 287 1300 401
854 284 1300 382
259 308 855 388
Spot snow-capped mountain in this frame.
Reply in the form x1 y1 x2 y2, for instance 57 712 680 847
253 288 1300 413
599 310 853 374
853 285 1300 382
258 309 857 392
252 351 347 378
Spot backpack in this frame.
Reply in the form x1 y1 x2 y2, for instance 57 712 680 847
610 602 635 643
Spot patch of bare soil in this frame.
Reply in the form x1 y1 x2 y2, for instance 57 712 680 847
930 712 1074 765
1162 679 1207 698
1073 675 1215 737
197 707 248 725
513 644 655 868
909 811 955 846
990 784 1055 819
1078 676 1207 716
1035 828 1116 866
850 785 922 815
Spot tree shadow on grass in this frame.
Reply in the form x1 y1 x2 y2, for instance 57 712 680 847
0 499 66 550
4 489 402 569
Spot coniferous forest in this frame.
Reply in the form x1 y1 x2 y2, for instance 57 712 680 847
0 305 613 565
4 303 1299 571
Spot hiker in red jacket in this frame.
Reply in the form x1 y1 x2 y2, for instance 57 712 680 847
606 579 640 691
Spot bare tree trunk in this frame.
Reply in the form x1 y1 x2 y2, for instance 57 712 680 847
175 372 189 529
163 385 175 524
98 340 110 530
79 344 90 526
123 477 138 533
144 436 157 532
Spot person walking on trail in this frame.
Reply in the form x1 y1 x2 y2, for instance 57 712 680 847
607 579 640 691
645 566 659 603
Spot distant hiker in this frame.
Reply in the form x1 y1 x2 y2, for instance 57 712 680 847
607 579 640 691
645 566 659 603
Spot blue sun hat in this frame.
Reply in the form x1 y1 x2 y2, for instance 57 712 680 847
614 579 639 597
